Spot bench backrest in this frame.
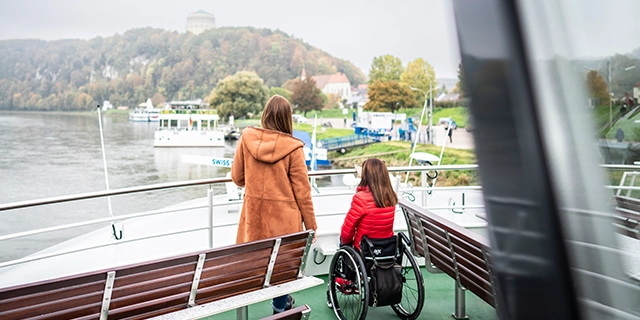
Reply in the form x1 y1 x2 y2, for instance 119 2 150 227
612 195 640 239
0 230 313 320
399 199 496 307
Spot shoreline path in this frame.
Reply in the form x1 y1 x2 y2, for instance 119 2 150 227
319 118 475 150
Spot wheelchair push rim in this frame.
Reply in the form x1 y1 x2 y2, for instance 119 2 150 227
390 245 425 320
328 246 370 320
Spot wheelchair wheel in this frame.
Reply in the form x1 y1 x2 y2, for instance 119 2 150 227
391 245 425 320
327 246 370 320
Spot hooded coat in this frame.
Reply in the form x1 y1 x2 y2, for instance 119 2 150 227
232 127 317 244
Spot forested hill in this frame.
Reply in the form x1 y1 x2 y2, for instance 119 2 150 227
0 27 366 111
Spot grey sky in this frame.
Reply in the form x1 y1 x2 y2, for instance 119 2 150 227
0 0 462 78
0 0 638 80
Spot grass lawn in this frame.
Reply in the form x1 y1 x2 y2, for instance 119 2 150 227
330 140 478 187
293 123 354 140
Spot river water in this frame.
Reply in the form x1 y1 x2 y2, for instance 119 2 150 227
0 111 337 261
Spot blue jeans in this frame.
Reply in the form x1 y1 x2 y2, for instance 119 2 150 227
272 295 288 312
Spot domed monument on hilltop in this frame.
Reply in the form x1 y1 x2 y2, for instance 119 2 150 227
186 10 216 35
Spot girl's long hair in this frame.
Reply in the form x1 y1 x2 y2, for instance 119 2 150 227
261 95 293 135
358 158 398 208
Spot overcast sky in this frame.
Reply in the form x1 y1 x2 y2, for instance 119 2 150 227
0 0 638 80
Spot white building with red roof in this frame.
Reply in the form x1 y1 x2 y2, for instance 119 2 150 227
310 72 351 100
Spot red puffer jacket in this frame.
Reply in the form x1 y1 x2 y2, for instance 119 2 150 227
340 186 395 249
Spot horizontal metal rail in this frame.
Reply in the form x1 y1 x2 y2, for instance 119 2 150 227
0 164 634 270
0 165 480 212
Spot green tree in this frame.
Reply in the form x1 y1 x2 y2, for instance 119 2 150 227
268 87 292 101
365 80 418 113
209 71 269 120
586 70 608 103
400 58 437 100
369 55 403 84
290 78 323 116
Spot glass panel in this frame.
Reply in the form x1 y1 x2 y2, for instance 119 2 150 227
518 0 640 318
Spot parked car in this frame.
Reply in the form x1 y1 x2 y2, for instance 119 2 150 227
438 117 458 129
292 114 307 123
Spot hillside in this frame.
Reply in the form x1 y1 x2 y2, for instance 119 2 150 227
0 27 366 111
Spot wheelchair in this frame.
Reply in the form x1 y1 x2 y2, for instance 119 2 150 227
326 233 425 320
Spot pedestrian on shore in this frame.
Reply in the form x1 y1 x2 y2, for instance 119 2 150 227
446 126 453 143
616 128 625 142
231 94 317 315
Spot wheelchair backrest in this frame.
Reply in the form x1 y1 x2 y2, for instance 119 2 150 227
360 235 404 267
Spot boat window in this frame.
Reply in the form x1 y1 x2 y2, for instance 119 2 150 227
517 0 640 317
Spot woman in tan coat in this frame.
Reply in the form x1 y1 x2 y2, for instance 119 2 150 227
231 94 317 314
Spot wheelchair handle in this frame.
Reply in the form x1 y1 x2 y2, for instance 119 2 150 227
399 232 411 247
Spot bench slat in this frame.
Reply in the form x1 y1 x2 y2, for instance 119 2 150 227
454 252 490 283
399 199 496 311
459 272 495 306
0 230 315 320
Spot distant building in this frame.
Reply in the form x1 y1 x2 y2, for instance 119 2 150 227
311 73 351 100
346 84 368 108
435 93 461 102
102 100 114 110
301 67 307 81
186 10 216 35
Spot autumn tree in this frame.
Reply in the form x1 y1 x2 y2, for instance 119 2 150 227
369 55 403 84
269 87 292 101
290 78 323 116
586 70 609 103
209 71 269 120
365 80 418 113
151 92 166 107
400 58 437 101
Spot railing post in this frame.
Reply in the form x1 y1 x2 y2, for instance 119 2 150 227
421 169 428 207
208 185 214 249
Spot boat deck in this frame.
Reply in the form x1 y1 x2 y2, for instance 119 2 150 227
208 269 498 320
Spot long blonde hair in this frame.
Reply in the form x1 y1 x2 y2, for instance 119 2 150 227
359 158 398 208
261 95 293 135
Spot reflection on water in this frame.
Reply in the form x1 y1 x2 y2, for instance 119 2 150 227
0 111 329 261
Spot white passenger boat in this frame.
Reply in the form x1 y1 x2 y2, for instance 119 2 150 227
128 98 161 122
154 112 225 147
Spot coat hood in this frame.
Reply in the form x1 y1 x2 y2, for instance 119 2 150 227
241 127 305 164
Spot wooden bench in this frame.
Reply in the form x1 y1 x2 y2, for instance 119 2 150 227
260 304 311 320
611 195 640 284
0 230 322 320
612 195 640 240
399 199 497 319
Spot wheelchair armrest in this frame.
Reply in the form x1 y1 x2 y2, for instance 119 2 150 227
398 232 411 248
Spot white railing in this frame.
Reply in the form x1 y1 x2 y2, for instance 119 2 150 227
0 164 635 271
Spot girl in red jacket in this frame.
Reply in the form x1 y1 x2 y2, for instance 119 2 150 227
341 158 398 250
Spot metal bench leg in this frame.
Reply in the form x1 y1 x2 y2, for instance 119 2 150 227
452 284 469 319
236 306 248 320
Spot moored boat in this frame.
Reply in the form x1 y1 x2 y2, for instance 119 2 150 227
154 100 225 147
129 98 161 122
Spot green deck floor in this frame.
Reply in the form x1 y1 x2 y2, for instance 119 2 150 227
206 269 498 320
